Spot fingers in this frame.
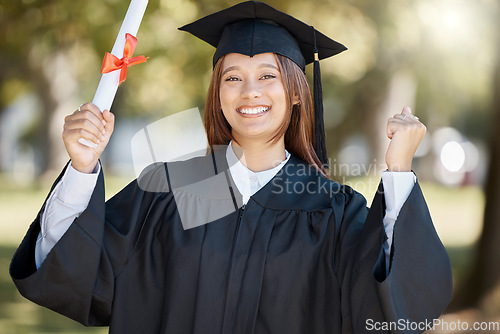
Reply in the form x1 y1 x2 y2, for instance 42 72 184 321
64 103 106 145
102 109 115 135
65 113 105 140
391 107 420 123
63 102 116 148
63 127 102 146
386 121 395 140
386 107 426 140
70 104 105 129
79 103 105 130
402 106 412 115
387 117 426 135
79 102 103 120
385 107 427 171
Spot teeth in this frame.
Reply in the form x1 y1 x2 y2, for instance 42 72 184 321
238 106 270 114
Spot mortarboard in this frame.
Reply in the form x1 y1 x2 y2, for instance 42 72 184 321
179 1 347 165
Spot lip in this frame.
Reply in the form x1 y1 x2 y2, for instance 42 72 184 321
236 105 271 118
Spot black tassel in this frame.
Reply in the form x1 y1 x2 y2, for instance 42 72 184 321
312 27 328 167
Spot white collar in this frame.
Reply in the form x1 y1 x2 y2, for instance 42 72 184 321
226 141 290 203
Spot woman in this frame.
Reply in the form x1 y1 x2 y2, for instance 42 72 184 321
11 2 452 333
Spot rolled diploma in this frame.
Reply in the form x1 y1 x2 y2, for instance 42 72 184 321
80 0 148 147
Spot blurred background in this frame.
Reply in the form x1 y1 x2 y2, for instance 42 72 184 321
0 0 499 333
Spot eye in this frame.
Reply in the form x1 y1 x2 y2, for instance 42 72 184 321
260 74 276 80
224 76 240 82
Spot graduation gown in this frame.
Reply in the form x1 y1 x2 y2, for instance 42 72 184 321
10 152 452 334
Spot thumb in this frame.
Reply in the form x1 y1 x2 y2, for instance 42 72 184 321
102 110 115 133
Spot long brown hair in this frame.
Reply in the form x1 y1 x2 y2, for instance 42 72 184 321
204 53 329 178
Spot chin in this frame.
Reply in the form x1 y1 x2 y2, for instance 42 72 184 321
233 128 281 142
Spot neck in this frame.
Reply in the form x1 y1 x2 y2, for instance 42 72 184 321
231 137 286 172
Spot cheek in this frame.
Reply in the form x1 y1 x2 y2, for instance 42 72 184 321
269 81 287 101
219 86 231 116
219 89 233 125
221 108 231 124
219 83 237 102
219 93 239 126
269 82 289 115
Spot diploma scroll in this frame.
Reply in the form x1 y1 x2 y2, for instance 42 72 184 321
79 0 149 147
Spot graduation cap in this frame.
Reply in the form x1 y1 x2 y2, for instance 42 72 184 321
179 1 347 165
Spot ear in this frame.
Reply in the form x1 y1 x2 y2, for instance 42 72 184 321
292 93 300 106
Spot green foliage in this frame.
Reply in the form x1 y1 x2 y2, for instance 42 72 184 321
0 0 497 163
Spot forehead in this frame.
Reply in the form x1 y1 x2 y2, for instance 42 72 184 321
222 53 278 69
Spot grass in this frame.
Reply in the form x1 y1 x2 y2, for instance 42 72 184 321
0 172 126 334
0 245 107 334
0 172 130 247
345 175 484 290
344 175 485 248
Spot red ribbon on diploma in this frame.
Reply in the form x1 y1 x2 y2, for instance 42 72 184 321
101 33 148 86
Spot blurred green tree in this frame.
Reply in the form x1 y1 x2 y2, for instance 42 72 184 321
451 7 500 312
0 0 131 173
0 0 215 175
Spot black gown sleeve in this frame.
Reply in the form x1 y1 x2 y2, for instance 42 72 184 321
336 181 453 334
9 162 169 326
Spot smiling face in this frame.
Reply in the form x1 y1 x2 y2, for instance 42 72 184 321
204 53 328 177
219 53 298 144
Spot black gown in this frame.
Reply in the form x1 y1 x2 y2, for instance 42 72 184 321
10 150 452 334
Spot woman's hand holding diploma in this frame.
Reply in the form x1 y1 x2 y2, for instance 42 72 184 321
63 103 115 174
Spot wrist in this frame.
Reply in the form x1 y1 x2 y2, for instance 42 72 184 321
71 161 98 174
386 163 412 172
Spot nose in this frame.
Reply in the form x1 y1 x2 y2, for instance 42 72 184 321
241 78 262 99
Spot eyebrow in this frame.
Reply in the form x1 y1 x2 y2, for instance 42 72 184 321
222 63 279 76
